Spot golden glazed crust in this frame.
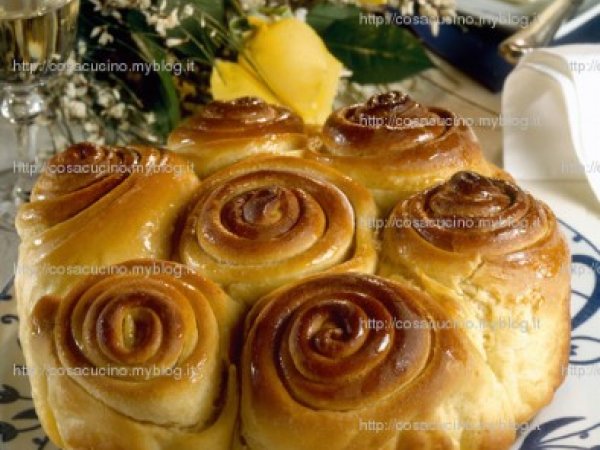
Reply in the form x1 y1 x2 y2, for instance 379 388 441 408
167 97 307 177
305 92 509 213
241 273 515 450
16 142 200 315
177 155 378 303
379 171 571 423
28 260 241 450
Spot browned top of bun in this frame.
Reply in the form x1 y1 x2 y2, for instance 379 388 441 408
321 91 460 157
245 273 466 411
403 171 548 254
33 142 159 200
170 97 304 144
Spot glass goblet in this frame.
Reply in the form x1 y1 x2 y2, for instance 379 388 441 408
0 0 80 230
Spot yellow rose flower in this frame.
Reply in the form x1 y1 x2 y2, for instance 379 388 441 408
210 17 343 124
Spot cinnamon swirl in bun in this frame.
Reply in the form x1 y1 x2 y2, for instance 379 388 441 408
379 171 571 422
15 142 199 316
306 92 508 213
177 155 377 304
241 273 515 450
168 97 306 177
28 260 241 450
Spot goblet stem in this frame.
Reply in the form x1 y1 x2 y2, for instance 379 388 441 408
0 86 45 229
13 120 39 204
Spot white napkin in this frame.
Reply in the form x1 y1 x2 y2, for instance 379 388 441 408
502 44 600 202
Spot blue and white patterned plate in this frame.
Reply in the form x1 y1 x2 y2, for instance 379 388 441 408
1 220 599 450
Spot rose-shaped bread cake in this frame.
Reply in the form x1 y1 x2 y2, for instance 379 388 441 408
177 155 377 303
28 260 242 450
241 273 515 450
379 171 571 422
14 94 572 450
305 91 508 213
167 97 307 177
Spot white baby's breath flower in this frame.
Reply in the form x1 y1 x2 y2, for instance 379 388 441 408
421 3 439 34
145 112 156 124
73 74 88 86
147 8 181 37
156 8 180 37
340 67 353 78
97 89 114 108
65 82 77 98
90 24 114 46
294 8 307 22
76 85 88 97
77 40 87 56
181 4 194 18
144 11 158 26
89 0 102 12
90 26 103 38
63 53 77 76
156 24 167 37
98 31 114 46
401 0 415 16
68 100 87 119
84 122 100 134
93 0 152 10
240 0 265 9
166 38 186 48
106 103 126 119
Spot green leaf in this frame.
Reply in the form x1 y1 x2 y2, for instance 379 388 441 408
132 32 181 134
166 0 232 64
123 9 150 33
322 17 433 84
306 1 361 35
167 18 218 63
186 0 225 24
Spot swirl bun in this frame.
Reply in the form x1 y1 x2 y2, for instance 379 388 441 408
33 142 146 197
168 97 307 177
29 260 241 450
15 142 199 315
306 91 509 213
20 143 162 232
177 155 377 303
403 171 547 253
379 172 571 422
241 273 514 450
